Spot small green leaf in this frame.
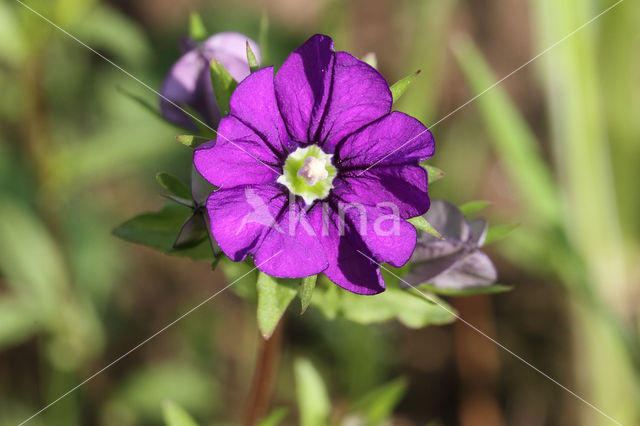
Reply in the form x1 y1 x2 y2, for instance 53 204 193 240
390 69 421 103
257 408 289 426
484 224 518 245
175 135 209 149
113 203 213 260
361 52 377 69
417 283 512 297
162 400 199 426
349 377 408 423
188 12 207 42
209 60 238 116
156 173 192 200
408 216 444 239
459 200 491 216
256 272 297 339
299 275 317 314
294 358 330 426
420 162 445 183
246 40 260 73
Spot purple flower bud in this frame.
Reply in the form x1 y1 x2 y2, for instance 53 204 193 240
160 32 261 130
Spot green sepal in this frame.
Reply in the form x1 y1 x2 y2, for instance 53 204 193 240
390 69 421 103
188 12 207 42
156 172 192 200
419 162 445 183
209 59 238 117
175 134 209 149
298 275 317 314
256 272 297 339
459 200 491 216
407 216 444 239
246 40 260 73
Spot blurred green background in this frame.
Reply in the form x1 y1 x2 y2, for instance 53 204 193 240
1 0 639 425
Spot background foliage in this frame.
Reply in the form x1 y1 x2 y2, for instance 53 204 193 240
0 0 638 425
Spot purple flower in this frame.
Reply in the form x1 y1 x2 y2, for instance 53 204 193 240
194 35 434 295
403 200 498 289
160 32 261 130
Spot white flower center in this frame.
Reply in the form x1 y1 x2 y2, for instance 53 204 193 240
297 156 329 186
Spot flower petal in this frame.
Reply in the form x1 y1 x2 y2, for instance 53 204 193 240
318 51 392 150
336 111 434 168
428 250 498 289
160 32 260 130
194 116 281 187
335 165 430 219
206 185 326 278
274 34 334 143
340 202 417 267
307 202 385 295
425 199 472 242
201 32 260 82
255 199 328 278
469 218 488 246
228 67 296 156
160 49 216 130
274 35 391 150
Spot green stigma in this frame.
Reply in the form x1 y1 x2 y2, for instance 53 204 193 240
277 145 337 205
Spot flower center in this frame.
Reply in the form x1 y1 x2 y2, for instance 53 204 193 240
277 145 337 205
298 156 328 185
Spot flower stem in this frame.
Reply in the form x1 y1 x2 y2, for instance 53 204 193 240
243 320 284 426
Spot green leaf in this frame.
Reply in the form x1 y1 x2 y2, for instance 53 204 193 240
162 400 199 426
484 224 518 245
257 408 289 426
175 135 209 149
349 377 408 423
459 200 491 216
209 60 238 117
246 40 260 73
156 173 192 200
294 358 330 426
420 162 445 183
417 283 512 297
113 203 213 260
299 275 317 314
407 216 444 239
340 287 456 328
256 273 297 339
188 12 207 42
390 69 421 103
